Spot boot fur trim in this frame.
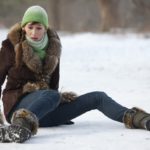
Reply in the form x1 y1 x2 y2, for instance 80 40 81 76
123 107 147 129
123 108 136 129
11 109 39 135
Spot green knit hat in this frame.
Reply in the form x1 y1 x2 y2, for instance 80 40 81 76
21 5 49 28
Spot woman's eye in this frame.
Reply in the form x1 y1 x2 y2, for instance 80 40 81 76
37 27 42 30
28 26 33 30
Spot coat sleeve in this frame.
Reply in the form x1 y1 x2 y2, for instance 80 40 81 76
49 61 60 90
0 40 14 99
48 30 61 91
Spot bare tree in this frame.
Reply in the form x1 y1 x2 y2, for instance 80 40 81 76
132 0 150 31
97 0 120 32
132 0 150 12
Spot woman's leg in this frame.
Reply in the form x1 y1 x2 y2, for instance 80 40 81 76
9 89 61 120
40 91 128 127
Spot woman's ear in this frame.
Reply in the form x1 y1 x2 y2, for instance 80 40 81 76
22 28 26 35
22 27 25 31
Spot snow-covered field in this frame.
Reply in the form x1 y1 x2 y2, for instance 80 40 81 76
0 29 150 149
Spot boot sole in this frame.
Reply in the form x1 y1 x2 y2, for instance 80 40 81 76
0 125 31 143
146 120 150 131
8 125 31 143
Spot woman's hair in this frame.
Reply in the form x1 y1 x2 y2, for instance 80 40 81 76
26 21 44 26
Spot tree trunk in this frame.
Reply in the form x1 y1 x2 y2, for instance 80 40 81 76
133 0 150 11
132 0 150 31
48 0 60 30
97 0 120 32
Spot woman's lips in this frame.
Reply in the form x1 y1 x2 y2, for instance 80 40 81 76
31 37 38 41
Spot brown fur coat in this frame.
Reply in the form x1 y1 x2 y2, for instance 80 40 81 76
0 23 61 120
8 23 61 93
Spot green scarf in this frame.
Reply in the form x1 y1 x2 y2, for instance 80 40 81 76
26 33 48 60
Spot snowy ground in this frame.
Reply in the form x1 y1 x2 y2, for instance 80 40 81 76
0 29 150 149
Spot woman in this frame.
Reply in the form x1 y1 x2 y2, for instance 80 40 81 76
0 5 150 143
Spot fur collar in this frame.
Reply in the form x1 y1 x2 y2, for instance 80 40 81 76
7 23 61 79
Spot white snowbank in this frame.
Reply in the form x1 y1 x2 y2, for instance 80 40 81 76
0 30 150 149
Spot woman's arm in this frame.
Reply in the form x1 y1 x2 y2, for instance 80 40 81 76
0 39 14 98
49 62 60 90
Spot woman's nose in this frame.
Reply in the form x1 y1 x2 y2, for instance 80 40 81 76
31 29 37 36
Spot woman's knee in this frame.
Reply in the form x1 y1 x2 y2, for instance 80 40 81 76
90 91 107 98
35 89 61 110
89 91 108 106
41 90 60 102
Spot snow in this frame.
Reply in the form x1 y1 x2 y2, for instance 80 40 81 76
0 29 150 149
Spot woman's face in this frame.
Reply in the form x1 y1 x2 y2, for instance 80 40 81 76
23 22 46 41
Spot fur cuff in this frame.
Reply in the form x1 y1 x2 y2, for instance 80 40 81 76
60 91 78 103
23 81 49 94
11 109 39 135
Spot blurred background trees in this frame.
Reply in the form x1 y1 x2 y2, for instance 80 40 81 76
0 0 149 32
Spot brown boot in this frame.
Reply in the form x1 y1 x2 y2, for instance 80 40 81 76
0 109 39 143
123 107 150 131
11 108 39 136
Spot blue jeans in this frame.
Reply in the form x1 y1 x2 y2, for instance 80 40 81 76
10 90 128 127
